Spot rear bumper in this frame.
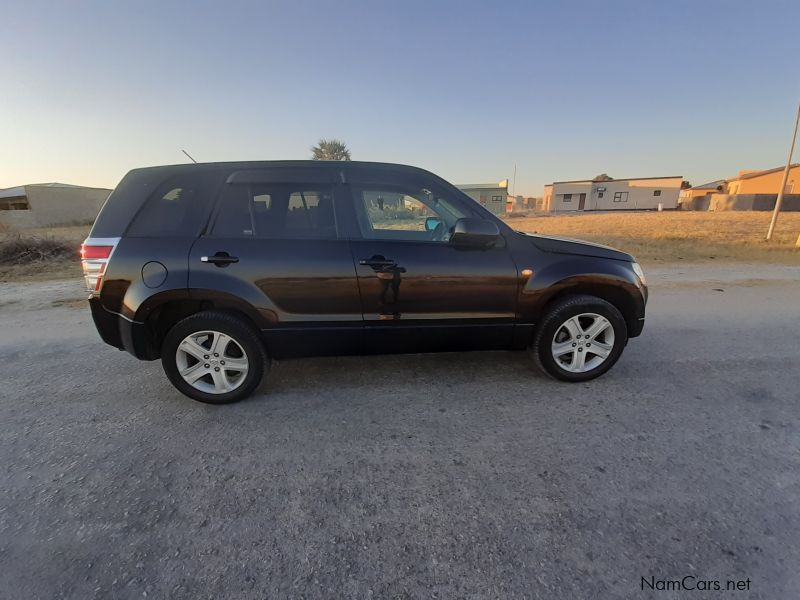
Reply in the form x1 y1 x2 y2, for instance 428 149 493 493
89 298 152 359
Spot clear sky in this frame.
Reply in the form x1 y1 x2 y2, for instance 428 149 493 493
2 0 799 196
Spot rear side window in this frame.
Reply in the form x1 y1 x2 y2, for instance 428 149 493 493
126 173 221 237
211 183 337 239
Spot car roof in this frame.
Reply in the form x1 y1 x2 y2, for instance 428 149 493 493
127 160 438 178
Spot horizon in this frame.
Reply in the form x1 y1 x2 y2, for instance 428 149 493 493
1 0 799 196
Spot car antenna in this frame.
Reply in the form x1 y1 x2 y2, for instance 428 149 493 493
181 149 198 164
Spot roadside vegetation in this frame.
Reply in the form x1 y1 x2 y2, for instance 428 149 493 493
506 211 800 264
0 224 85 282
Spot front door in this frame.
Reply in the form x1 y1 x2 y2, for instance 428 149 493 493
345 173 519 354
189 168 362 358
578 193 586 210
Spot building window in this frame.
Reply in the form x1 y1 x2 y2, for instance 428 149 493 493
653 190 662 196
598 192 604 198
613 191 629 203
491 195 503 202
0 196 30 210
562 194 572 202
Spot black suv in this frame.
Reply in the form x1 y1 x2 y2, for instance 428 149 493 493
82 161 647 403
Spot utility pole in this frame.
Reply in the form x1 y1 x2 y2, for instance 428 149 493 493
512 163 517 197
766 99 800 241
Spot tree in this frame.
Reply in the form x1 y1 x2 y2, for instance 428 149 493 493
592 173 614 182
311 139 351 161
681 180 692 189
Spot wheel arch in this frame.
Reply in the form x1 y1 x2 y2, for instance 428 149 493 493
134 291 267 359
522 261 645 340
539 283 638 337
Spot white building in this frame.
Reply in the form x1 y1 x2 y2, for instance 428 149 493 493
0 183 111 228
457 180 509 215
543 176 683 212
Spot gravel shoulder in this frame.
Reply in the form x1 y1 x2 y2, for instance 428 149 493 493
0 263 798 599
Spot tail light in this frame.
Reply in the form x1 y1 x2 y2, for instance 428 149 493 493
80 237 119 295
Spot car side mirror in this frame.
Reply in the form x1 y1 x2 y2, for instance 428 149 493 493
424 216 441 232
449 218 500 249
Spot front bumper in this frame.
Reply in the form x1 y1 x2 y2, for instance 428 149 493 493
628 283 648 338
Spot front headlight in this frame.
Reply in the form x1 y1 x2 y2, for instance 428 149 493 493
631 262 647 286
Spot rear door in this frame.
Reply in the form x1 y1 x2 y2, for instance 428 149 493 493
188 167 362 358
343 167 519 354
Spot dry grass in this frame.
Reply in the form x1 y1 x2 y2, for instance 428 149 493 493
0 259 82 283
506 211 800 264
27 224 92 243
0 226 85 283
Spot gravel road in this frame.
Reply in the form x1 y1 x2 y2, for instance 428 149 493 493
0 263 798 599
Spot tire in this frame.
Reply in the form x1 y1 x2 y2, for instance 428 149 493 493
530 294 628 382
161 311 268 404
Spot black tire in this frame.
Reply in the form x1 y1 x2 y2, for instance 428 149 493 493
161 311 268 404
530 294 628 382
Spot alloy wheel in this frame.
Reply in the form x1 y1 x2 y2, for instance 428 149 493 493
551 313 615 373
175 330 249 394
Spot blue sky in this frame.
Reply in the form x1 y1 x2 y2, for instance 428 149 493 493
1 0 799 196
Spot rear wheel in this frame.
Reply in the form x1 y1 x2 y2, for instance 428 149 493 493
530 295 627 382
161 311 267 404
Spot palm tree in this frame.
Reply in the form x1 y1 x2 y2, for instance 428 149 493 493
311 139 352 161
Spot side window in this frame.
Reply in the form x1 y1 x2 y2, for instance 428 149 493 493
353 186 466 242
211 183 337 239
127 173 220 237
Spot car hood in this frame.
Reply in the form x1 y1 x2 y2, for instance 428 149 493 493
518 232 634 262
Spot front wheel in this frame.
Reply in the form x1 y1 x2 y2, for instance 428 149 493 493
161 311 268 404
530 294 628 382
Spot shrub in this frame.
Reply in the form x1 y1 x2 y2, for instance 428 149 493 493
0 232 75 265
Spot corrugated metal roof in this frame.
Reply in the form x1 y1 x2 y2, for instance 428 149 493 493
0 182 112 199
0 186 26 199
457 181 508 190
730 163 800 181
690 180 725 190
551 175 683 185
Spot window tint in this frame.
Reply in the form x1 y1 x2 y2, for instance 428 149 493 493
127 173 220 237
353 186 466 242
211 183 337 239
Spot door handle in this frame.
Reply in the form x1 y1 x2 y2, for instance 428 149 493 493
359 256 396 269
201 252 239 267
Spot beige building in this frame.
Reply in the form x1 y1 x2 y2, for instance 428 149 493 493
725 164 799 195
679 164 800 212
0 183 111 229
457 180 509 215
543 176 683 212
678 180 724 210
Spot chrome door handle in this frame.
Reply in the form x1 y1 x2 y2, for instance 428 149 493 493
359 256 396 268
201 252 239 266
